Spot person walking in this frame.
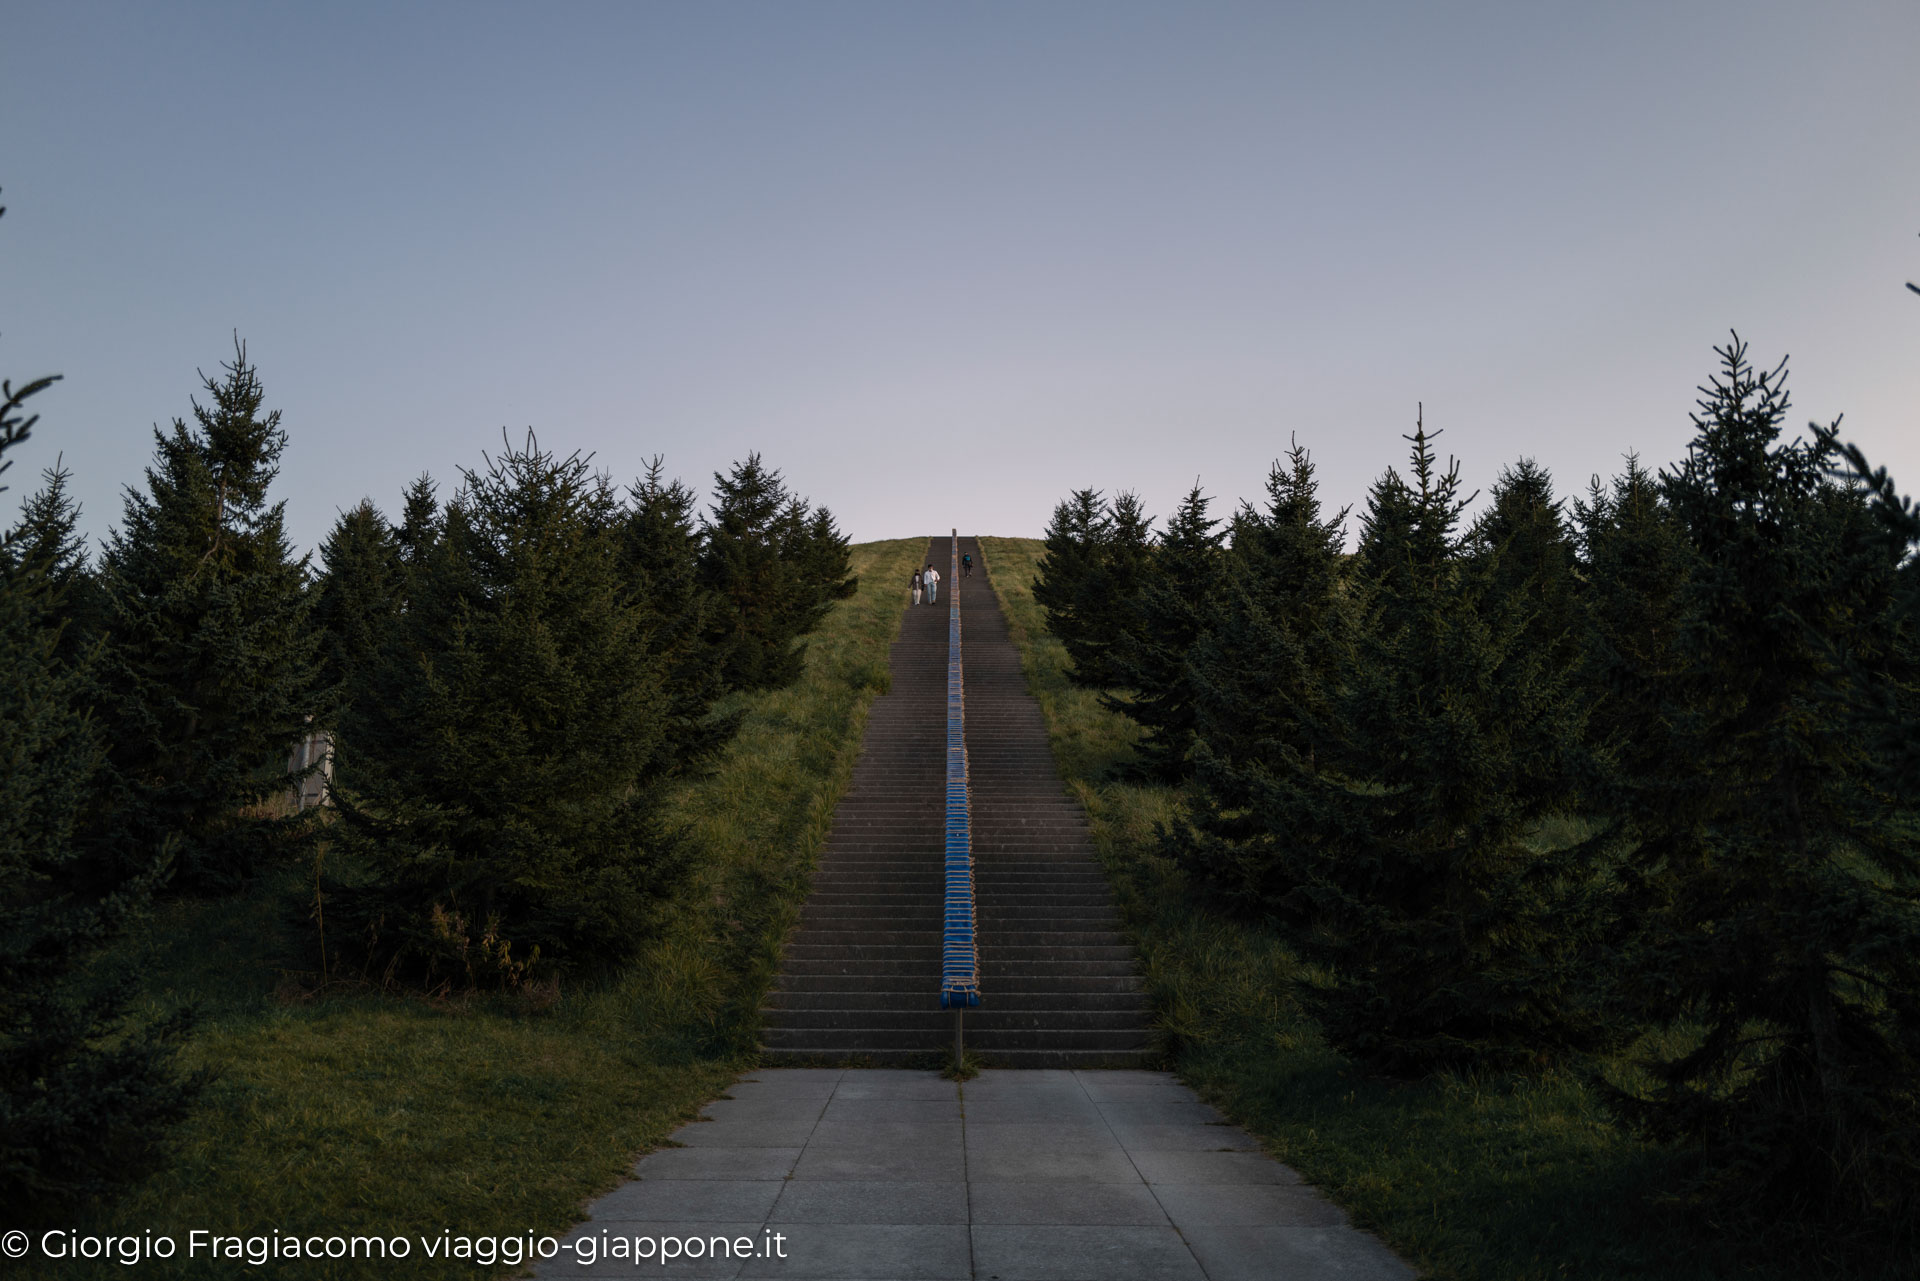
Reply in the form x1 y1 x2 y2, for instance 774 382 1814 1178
962 552 973 578
910 568 922 606
924 562 940 605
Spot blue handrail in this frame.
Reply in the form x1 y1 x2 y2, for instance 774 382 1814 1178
939 530 981 1010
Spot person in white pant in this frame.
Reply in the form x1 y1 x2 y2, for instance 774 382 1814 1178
924 563 940 604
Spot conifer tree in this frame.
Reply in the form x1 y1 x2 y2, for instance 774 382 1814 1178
1068 491 1155 688
396 473 442 568
1600 338 1920 1229
697 454 855 692
330 435 691 982
312 499 403 702
1105 481 1226 781
96 341 326 891
1811 263 1920 793
621 458 738 768
1173 441 1350 910
4 457 100 667
1244 419 1603 1072
1 357 196 1218
1469 458 1579 668
1573 455 1691 795
1032 488 1111 685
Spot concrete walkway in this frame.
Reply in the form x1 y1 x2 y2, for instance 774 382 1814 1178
537 1068 1415 1280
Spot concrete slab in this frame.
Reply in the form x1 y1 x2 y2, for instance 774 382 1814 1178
1131 1148 1304 1186
960 1098 1104 1126
1092 1099 1226 1125
822 1097 966 1124
1152 1181 1350 1228
768 1180 969 1225
970 1225 1207 1281
962 1122 1125 1154
1073 1072 1184 1101
1104 1121 1261 1151
587 1179 786 1223
967 1147 1141 1184
834 1074 964 1101
736 1224 971 1279
792 1142 967 1182
966 1181 1168 1226
539 1068 1415 1281
959 1069 1082 1095
1180 1224 1419 1281
808 1120 963 1149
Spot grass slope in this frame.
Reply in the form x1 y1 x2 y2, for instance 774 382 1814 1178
977 534 1855 1281
41 537 927 1280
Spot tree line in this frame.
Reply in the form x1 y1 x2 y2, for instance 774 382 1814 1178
1036 337 1919 1250
1 224 855 1214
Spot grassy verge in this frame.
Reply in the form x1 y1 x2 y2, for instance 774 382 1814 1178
977 535 1841 1281
44 537 926 1280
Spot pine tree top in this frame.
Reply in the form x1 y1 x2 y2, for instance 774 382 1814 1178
107 339 300 583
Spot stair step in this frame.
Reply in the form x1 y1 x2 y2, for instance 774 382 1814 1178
761 536 1155 1065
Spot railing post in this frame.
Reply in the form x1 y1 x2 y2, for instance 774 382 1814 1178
939 529 979 1069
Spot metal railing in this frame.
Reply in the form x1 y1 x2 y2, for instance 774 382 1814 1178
939 529 980 1061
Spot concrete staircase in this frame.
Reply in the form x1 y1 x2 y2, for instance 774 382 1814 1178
761 537 1155 1068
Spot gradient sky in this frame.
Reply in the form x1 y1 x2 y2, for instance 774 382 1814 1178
4 1 1917 557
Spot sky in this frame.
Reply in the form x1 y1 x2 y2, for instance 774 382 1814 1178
4 1 1917 556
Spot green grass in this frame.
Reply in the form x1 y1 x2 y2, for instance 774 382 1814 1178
978 535 1891 1281
41 537 928 1280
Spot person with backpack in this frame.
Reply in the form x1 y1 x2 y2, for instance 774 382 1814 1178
961 552 973 578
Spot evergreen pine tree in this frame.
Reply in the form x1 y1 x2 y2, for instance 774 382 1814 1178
1573 455 1692 797
620 457 738 768
5 457 101 667
1172 440 1350 911
1809 425 1920 795
95 342 326 890
312 499 403 702
330 434 691 983
697 454 855 692
1600 338 1920 1231
1469 457 1580 669
1031 488 1112 685
1069 491 1155 688
1104 481 1226 781
396 473 442 568
1246 419 1603 1072
1 356 196 1218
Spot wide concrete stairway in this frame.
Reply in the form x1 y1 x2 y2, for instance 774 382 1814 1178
761 537 1155 1067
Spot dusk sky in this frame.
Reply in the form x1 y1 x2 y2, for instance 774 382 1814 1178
5 2 1917 556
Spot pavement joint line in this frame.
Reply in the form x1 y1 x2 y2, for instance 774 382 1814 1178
1072 1068 1213 1279
959 1078 976 1280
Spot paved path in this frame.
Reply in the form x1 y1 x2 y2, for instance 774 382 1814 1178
538 1068 1415 1280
